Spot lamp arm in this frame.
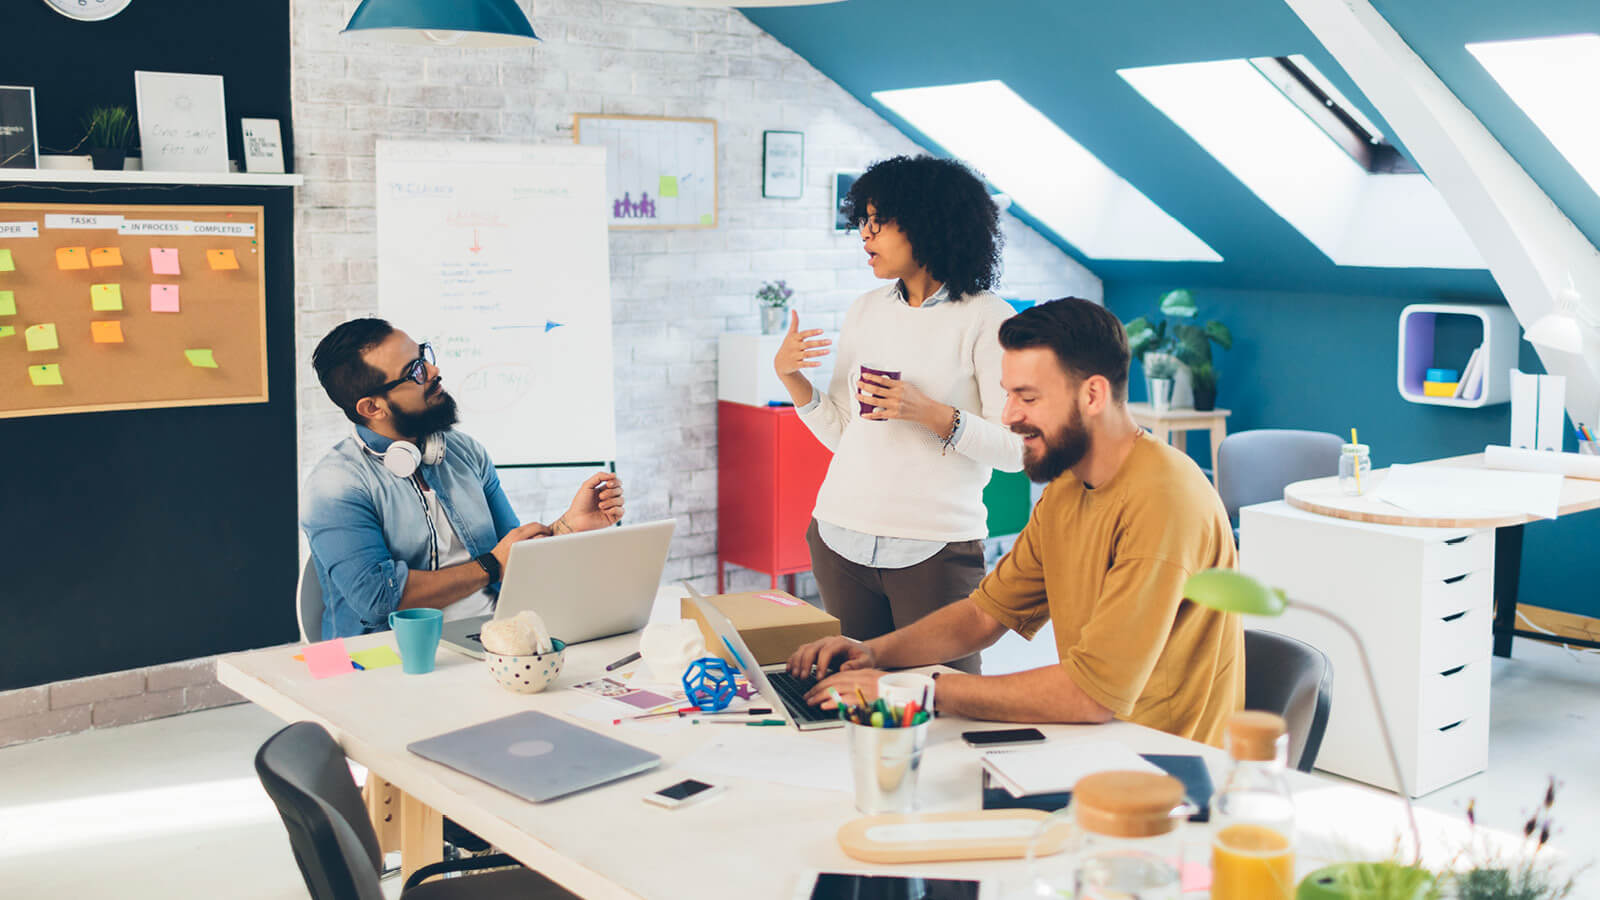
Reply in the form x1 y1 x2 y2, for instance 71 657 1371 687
1295 599 1423 866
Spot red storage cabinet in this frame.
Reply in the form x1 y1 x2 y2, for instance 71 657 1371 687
716 401 832 592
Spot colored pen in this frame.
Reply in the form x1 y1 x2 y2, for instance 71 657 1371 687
605 651 642 671
351 661 364 671
697 718 786 726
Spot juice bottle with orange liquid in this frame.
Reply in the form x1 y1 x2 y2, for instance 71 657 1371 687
1211 711 1296 900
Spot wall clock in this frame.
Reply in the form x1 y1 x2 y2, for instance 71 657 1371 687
41 0 132 22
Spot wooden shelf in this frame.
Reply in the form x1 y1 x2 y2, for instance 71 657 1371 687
0 169 302 187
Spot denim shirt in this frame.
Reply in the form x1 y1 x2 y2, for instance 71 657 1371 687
301 426 519 639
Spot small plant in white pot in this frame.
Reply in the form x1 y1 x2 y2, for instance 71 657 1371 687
1124 289 1231 409
756 279 793 335
1144 353 1179 411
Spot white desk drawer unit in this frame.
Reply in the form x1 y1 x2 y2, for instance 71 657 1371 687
1240 501 1494 797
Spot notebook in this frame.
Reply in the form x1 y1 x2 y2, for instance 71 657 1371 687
981 746 1216 822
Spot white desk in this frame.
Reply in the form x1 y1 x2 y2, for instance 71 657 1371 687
219 627 1503 899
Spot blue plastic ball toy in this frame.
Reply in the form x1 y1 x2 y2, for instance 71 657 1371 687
682 657 737 712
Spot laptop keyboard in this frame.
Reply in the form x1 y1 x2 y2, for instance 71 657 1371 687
765 671 836 723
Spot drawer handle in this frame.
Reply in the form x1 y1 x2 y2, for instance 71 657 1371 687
1439 665 1466 677
1443 535 1472 546
1438 720 1465 733
1442 573 1470 585
1441 610 1468 623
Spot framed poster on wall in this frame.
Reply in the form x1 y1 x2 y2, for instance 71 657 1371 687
135 71 229 173
762 130 803 199
0 86 39 169
574 114 717 229
834 170 861 232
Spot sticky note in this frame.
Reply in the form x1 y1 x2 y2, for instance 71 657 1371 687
90 247 123 268
303 639 356 679
349 647 403 670
206 249 239 271
29 364 63 386
91 320 124 343
56 247 89 270
150 284 180 313
185 348 218 368
0 326 14 338
0 290 13 316
699 213 713 225
0 248 13 271
659 175 679 198
25 323 58 351
90 283 123 311
150 248 180 275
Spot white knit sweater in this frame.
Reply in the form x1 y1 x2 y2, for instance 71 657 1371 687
798 284 1024 542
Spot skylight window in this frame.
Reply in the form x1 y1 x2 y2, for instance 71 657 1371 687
1250 55 1415 174
1467 33 1600 199
872 80 1222 263
1120 59 1484 269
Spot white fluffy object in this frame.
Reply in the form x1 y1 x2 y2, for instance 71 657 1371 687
480 611 554 656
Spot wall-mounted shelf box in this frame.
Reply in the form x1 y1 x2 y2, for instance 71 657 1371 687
1397 303 1520 408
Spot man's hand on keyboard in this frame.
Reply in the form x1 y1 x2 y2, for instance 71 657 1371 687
804 667 886 708
787 635 875 681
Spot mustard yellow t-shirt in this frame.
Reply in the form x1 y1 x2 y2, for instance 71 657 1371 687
970 432 1243 746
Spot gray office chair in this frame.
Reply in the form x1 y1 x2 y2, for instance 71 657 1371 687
1244 629 1333 773
1216 429 1344 538
255 721 578 900
297 555 324 644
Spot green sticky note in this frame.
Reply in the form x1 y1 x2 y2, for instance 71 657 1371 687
0 249 13 271
0 326 14 338
90 283 123 311
349 647 403 670
659 175 678 198
29 364 63 386
0 290 14 316
185 349 219 368
699 213 713 225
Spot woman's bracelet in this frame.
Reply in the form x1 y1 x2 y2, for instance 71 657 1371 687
940 407 962 456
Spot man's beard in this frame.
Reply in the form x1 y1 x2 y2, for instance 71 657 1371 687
390 387 459 441
1015 409 1090 484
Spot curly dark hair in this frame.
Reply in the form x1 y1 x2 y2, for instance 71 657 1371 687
844 155 1003 300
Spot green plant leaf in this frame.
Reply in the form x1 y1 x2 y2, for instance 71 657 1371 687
1205 320 1233 351
1158 289 1197 318
1173 324 1212 368
1125 317 1157 358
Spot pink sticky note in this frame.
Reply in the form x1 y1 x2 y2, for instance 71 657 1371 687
150 248 181 275
303 639 356 679
151 284 180 312
760 592 802 607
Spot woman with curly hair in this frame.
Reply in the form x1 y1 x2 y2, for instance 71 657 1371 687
773 154 1023 673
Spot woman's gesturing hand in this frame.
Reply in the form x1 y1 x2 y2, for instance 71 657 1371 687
773 310 832 376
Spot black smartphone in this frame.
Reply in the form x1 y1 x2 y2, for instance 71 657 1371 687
961 727 1047 747
803 872 984 900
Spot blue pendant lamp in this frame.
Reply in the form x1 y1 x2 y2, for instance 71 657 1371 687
342 0 539 48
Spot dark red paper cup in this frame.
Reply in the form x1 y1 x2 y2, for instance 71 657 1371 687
858 365 901 416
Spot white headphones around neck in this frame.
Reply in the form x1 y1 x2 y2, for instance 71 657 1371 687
353 425 445 479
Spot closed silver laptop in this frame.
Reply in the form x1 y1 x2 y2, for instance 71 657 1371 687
408 711 660 802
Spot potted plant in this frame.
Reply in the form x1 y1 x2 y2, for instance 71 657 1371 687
1190 362 1220 412
82 106 135 171
756 279 793 335
1443 781 1577 900
1124 289 1231 408
1144 354 1178 412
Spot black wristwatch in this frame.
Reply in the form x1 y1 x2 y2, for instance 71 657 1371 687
474 552 502 583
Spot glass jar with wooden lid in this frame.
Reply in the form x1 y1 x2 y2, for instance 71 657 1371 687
1213 711 1297 900
1026 770 1193 899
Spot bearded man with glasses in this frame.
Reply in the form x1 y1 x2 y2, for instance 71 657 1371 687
301 318 625 639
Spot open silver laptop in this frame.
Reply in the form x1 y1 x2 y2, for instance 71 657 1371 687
685 587 843 731
441 519 676 658
408 711 660 802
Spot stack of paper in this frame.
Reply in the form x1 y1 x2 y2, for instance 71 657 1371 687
980 739 1162 798
1372 464 1563 520
1454 346 1485 400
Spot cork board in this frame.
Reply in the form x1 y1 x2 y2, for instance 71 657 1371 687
0 201 267 419
573 114 718 230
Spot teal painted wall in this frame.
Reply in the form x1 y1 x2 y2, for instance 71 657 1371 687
1105 283 1600 619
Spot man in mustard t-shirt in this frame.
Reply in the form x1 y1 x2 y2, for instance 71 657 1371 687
789 297 1243 746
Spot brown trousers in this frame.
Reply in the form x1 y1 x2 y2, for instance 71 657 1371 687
806 519 985 673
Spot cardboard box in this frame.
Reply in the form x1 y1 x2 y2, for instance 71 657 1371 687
682 590 840 666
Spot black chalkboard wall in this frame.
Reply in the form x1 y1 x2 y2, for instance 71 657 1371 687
0 1 298 689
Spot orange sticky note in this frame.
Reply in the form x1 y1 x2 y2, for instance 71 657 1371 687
91 320 124 343
150 248 180 275
56 247 89 270
206 249 239 271
25 322 58 351
29 364 63 386
90 283 123 311
150 284 180 313
90 247 123 268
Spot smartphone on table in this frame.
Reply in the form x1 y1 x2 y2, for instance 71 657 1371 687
961 727 1047 748
642 778 724 809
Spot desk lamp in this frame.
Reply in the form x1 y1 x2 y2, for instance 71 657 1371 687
1183 569 1428 897
341 0 539 48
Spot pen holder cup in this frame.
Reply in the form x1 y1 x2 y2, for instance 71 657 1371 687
1580 440 1598 457
846 719 929 815
486 639 566 694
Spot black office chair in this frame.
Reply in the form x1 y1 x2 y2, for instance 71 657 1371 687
1243 629 1333 773
254 721 578 900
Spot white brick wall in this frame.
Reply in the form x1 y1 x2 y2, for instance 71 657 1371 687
290 0 1100 597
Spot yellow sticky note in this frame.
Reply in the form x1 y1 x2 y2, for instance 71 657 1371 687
90 283 123 311
185 348 218 368
699 213 713 225
56 247 89 270
90 247 123 268
29 364 63 386
349 647 403 670
659 175 679 198
91 320 124 343
0 290 14 316
25 323 58 352
206 249 239 271
0 248 14 271
0 326 14 338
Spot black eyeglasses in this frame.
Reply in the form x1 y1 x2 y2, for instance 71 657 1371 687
855 216 887 237
372 342 435 395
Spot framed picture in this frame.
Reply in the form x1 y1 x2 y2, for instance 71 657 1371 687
135 71 229 173
0 86 39 169
240 118 285 174
833 170 862 232
762 130 803 199
574 113 718 230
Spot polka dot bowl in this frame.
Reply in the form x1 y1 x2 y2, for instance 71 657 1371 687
485 639 566 694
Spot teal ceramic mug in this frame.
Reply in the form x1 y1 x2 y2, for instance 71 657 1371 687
389 608 444 674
